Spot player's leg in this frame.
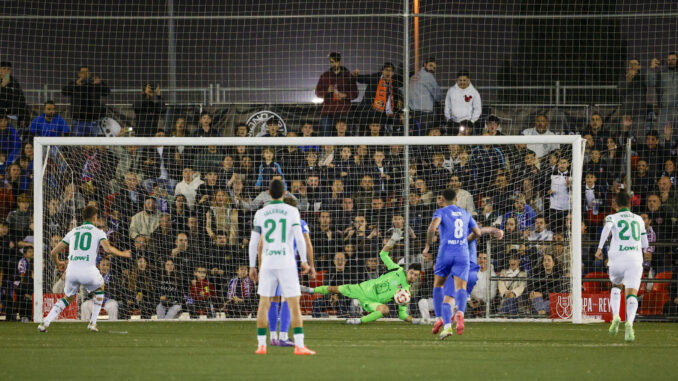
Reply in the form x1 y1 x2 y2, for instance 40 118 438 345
622 264 642 342
432 251 452 334
83 271 106 331
279 269 315 355
254 268 276 354
608 264 624 336
40 274 78 331
268 286 281 345
453 275 469 335
278 297 292 345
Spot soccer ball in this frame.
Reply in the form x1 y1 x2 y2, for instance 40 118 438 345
393 289 411 305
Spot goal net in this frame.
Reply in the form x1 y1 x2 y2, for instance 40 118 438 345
34 136 584 323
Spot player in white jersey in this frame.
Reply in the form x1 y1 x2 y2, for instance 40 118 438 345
248 179 315 355
596 192 648 342
38 206 131 332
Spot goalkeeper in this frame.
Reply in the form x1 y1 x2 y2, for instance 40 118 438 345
301 229 423 324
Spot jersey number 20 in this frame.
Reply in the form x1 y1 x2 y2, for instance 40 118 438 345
617 220 640 241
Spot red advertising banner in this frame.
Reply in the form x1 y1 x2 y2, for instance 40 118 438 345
549 293 626 322
34 293 79 320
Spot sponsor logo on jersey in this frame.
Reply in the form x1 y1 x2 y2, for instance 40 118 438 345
618 245 639 252
266 248 287 256
70 255 90 262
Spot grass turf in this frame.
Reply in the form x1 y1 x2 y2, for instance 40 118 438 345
1 321 677 381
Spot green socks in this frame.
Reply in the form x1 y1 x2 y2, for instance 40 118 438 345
360 311 383 323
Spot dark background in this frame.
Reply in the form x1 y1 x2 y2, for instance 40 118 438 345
0 0 676 104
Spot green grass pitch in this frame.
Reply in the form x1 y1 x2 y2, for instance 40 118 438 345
1 321 677 381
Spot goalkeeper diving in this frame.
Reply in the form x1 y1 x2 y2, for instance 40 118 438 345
301 229 423 324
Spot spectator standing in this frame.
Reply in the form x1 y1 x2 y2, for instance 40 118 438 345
62 66 110 136
195 112 220 137
408 57 442 133
618 59 648 133
174 167 204 209
582 113 609 150
0 62 28 131
224 264 255 318
315 52 358 137
444 71 481 129
133 82 166 137
648 53 678 139
522 114 560 159
354 62 403 131
0 110 21 173
29 100 70 137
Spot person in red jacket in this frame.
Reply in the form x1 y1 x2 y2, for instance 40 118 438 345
315 52 358 137
189 265 215 318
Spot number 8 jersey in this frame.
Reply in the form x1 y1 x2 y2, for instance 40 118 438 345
598 208 648 265
62 222 108 271
252 200 305 270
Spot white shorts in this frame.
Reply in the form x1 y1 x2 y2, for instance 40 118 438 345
64 268 104 297
258 267 300 298
608 260 642 290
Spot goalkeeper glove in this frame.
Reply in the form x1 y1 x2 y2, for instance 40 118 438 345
386 228 404 248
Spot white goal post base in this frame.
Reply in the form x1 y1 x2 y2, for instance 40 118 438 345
33 135 585 324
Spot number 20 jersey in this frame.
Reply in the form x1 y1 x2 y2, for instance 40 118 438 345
253 201 303 271
601 209 647 265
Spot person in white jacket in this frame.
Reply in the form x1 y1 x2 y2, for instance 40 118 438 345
444 71 482 125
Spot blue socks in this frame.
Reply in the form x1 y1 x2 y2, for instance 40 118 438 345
268 302 279 335
442 302 453 327
433 287 443 319
456 289 468 314
279 301 291 334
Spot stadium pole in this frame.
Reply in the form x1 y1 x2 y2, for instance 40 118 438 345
33 139 44 322
571 136 585 324
403 0 411 267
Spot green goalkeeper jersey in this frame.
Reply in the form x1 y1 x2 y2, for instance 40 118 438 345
359 251 410 304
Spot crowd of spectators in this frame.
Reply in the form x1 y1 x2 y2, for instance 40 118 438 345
1 51 678 321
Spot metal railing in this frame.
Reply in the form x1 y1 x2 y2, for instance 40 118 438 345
22 82 619 107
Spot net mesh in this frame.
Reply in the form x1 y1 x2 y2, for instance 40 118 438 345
39 139 574 320
0 1 673 322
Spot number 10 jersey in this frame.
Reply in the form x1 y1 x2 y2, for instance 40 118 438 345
62 222 108 271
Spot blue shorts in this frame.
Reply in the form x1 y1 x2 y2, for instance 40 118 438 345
443 262 478 297
434 249 470 281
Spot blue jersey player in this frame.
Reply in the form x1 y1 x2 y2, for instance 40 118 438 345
423 188 481 338
442 226 502 325
265 196 315 347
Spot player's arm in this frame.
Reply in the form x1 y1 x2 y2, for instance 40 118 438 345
422 217 441 258
468 226 504 242
595 217 614 260
398 305 412 322
50 240 68 265
248 224 262 281
303 232 316 279
379 229 403 270
101 239 132 258
640 219 649 253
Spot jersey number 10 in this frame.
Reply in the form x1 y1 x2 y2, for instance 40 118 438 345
72 232 93 251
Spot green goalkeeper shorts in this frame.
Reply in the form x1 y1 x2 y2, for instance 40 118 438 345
338 284 382 313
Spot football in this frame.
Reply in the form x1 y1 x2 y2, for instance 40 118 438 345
393 289 411 305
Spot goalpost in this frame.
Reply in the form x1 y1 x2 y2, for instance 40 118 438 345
33 135 584 324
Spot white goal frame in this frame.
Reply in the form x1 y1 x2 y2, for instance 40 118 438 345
33 135 585 323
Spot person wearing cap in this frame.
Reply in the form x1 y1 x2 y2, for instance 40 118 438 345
29 100 70 137
62 65 110 136
408 57 442 135
133 82 166 137
0 109 21 173
315 52 358 137
0 61 28 130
